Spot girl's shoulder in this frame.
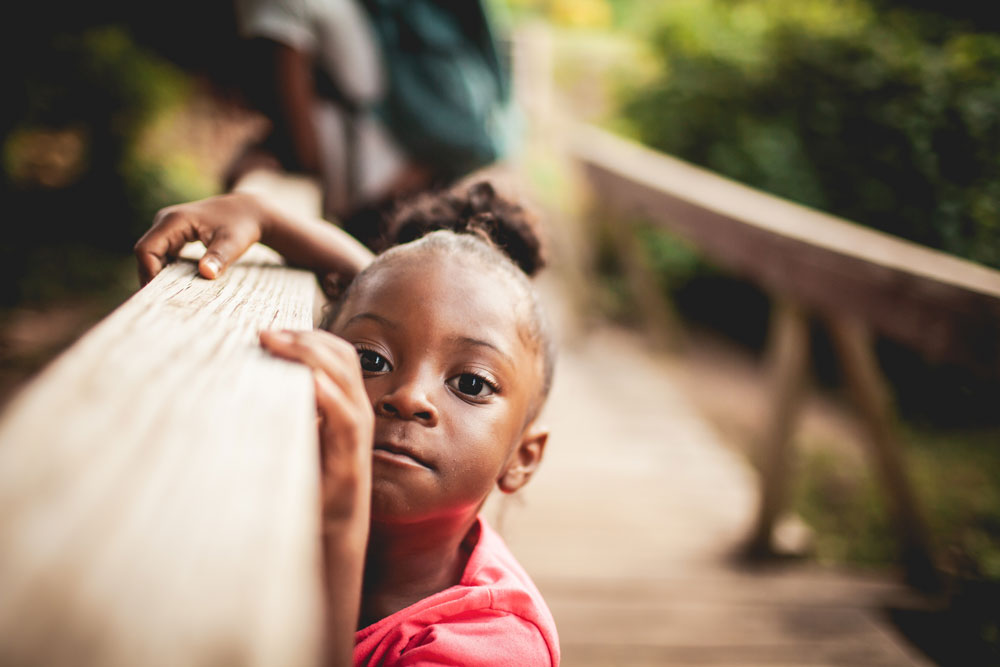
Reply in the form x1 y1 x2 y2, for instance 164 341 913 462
354 516 560 666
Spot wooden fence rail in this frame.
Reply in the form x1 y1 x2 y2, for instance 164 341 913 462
0 173 326 666
569 122 1000 588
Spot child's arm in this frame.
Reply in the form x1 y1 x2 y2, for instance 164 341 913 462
134 192 373 285
259 329 373 667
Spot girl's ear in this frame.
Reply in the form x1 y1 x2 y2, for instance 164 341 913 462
498 423 549 494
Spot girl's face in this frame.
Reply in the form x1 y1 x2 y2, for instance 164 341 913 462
332 252 547 525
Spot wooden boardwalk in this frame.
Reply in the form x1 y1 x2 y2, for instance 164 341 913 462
485 321 932 666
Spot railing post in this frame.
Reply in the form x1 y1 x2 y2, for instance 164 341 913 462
825 314 941 591
745 299 811 558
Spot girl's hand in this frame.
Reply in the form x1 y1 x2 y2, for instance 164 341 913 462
136 191 374 290
259 329 374 520
261 329 372 666
134 192 269 285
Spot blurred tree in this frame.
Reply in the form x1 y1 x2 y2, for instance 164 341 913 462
623 0 1000 269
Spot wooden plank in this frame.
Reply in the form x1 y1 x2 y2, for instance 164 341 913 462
540 570 932 666
0 174 326 666
571 124 1000 375
534 570 930 609
548 588 925 666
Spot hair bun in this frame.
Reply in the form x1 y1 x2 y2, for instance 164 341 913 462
386 181 547 277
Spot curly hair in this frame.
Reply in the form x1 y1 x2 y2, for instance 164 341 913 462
380 181 548 278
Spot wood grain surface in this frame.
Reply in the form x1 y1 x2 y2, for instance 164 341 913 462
0 175 326 666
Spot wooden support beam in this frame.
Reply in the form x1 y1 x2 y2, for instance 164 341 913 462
826 315 941 591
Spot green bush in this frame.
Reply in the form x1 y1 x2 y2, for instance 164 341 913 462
1 25 199 306
621 0 1000 268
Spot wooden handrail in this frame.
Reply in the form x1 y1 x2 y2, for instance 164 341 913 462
572 123 1000 375
0 172 326 666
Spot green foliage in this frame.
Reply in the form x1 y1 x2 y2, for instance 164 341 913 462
794 448 895 567
7 25 189 166
796 426 1000 575
621 0 1000 268
1 25 200 306
635 223 703 288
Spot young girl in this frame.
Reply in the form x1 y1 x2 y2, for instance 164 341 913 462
135 182 560 666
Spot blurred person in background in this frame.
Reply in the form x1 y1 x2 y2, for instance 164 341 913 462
226 0 518 248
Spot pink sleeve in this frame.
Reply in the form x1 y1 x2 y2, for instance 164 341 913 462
393 609 554 666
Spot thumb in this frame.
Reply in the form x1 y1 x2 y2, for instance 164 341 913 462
199 227 255 279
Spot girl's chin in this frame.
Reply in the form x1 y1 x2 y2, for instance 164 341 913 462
367 485 421 524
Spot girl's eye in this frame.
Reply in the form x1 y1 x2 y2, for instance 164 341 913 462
448 373 496 398
358 349 390 373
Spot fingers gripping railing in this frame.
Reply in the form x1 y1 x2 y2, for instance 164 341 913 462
0 172 326 666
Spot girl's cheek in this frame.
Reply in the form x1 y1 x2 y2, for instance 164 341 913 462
361 377 382 405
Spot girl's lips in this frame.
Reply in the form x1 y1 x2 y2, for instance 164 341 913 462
373 443 432 470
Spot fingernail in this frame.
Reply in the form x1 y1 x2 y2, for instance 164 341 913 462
260 330 292 345
202 256 221 279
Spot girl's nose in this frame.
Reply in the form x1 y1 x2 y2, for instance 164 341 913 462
375 379 438 426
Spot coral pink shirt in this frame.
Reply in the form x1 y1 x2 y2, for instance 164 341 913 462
353 516 560 666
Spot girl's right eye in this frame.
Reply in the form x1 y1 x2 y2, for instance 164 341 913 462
358 349 390 373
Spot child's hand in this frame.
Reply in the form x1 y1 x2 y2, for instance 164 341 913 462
134 193 268 285
259 329 374 520
136 191 374 291
261 329 372 665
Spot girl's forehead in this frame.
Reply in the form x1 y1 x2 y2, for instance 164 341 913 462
339 252 542 361
339 252 527 335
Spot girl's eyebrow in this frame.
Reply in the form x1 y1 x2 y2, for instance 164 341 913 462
343 313 515 367
343 312 398 329
450 336 515 369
